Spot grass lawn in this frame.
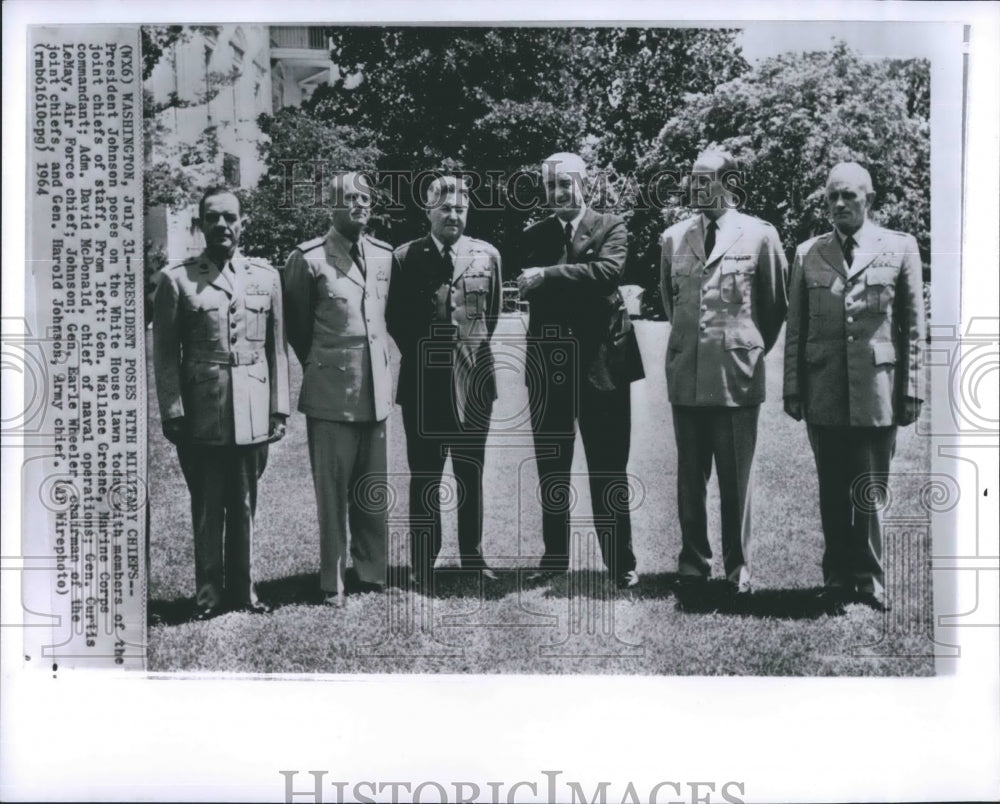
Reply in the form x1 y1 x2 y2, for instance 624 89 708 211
146 316 934 675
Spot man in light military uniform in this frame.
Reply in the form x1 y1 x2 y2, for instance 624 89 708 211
283 171 393 607
387 175 502 590
784 162 925 611
153 186 290 619
660 150 788 594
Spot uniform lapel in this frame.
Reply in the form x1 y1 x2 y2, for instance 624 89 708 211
845 223 885 280
325 230 366 289
451 235 473 282
682 218 706 263
229 252 248 298
706 212 744 265
202 253 234 297
817 232 848 278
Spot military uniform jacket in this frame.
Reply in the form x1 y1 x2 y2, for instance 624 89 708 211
518 209 645 392
283 229 394 423
783 222 925 427
386 234 502 409
659 210 788 406
153 250 290 445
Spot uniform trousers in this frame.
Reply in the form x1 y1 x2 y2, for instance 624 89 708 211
671 404 759 584
402 396 493 576
806 424 897 595
306 418 388 594
177 441 268 609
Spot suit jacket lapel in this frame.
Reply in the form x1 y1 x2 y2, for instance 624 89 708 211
817 233 848 278
846 225 885 280
325 231 366 289
570 209 599 257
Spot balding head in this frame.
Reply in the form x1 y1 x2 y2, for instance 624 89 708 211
826 162 874 195
330 171 373 242
825 162 875 235
690 149 741 220
542 152 588 221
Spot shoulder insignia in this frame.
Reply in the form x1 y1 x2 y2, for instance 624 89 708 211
296 236 326 254
365 235 393 251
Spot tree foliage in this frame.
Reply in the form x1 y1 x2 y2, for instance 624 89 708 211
239 110 380 265
268 27 750 270
637 42 930 284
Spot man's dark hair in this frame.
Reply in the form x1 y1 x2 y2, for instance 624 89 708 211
198 185 239 219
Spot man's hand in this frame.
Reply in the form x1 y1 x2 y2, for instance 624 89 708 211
162 416 187 445
783 396 803 421
897 396 922 426
517 267 545 298
269 414 288 443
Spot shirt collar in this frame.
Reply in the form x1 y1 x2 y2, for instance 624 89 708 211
430 233 462 256
328 225 361 255
561 205 587 238
834 218 871 246
700 209 731 233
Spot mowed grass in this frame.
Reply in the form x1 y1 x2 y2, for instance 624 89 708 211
146 317 935 675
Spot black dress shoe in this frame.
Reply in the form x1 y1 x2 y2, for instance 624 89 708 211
481 567 499 582
355 580 387 594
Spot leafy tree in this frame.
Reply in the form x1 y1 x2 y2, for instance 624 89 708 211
301 27 749 273
637 42 930 286
239 109 380 266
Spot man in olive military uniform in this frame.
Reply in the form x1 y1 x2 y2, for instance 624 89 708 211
659 150 788 594
153 186 290 619
283 172 393 607
784 162 925 610
387 175 503 590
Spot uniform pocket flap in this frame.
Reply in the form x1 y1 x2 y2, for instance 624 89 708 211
244 299 271 312
865 266 895 286
872 341 897 365
724 330 764 351
807 275 836 289
247 364 269 382
667 328 684 352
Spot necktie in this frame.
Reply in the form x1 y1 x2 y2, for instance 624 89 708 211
842 235 856 267
349 242 366 276
704 219 717 259
442 244 454 278
563 221 574 253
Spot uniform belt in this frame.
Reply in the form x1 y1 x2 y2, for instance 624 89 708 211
185 348 266 366
312 335 370 347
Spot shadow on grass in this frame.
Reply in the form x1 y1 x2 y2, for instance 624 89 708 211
537 571 846 620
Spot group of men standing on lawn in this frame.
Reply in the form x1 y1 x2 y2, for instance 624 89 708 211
153 149 925 619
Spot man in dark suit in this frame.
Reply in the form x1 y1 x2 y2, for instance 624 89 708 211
153 186 290 619
283 172 394 607
517 152 645 589
659 150 788 594
784 162 925 610
387 175 503 591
